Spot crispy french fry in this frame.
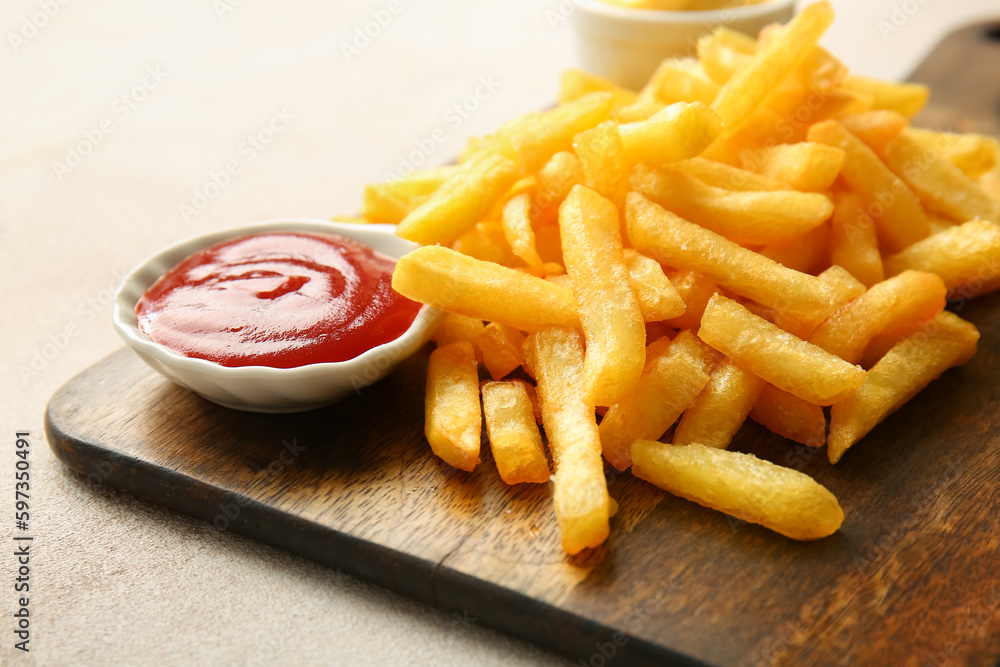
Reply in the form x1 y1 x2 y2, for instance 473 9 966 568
631 440 844 540
631 164 833 246
698 293 866 405
808 120 930 253
501 192 545 275
882 129 1000 223
559 68 637 108
759 222 831 275
598 331 711 470
675 157 788 192
536 151 585 212
627 193 841 322
574 120 629 211
749 384 827 447
748 142 845 192
883 219 1000 299
808 270 946 365
395 152 521 245
619 102 723 166
392 246 579 331
531 327 611 554
711 1 834 135
905 128 998 179
828 311 979 463
663 270 719 330
697 29 753 84
624 249 686 322
673 358 765 449
839 109 908 154
561 186 645 406
841 74 929 119
482 380 550 484
640 58 720 106
829 191 885 288
425 341 482 471
477 323 527 380
432 313 485 349
493 92 614 174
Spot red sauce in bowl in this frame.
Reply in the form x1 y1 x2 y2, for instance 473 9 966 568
135 232 422 368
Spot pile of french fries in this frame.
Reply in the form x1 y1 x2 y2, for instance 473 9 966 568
361 1 1000 554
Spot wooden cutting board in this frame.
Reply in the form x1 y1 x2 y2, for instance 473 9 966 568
46 22 1000 667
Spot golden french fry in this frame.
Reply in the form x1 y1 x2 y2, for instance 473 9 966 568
883 219 1000 299
841 74 929 119
425 341 482 471
749 384 827 447
698 293 866 405
882 129 1000 223
711 1 834 135
481 380 550 484
624 249 686 322
808 120 930 253
631 440 844 540
501 192 545 275
904 128 998 179
493 92 614 174
559 68 638 108
432 313 485 349
363 183 412 225
452 220 520 266
639 58 720 106
395 152 521 245
560 186 645 406
675 157 788 192
663 270 719 330
477 322 527 380
392 246 579 331
574 120 629 211
531 327 611 554
747 142 845 192
618 102 723 166
759 222 831 275
697 29 753 85
829 191 885 288
839 109 908 154
764 260 866 341
828 311 979 463
627 193 841 322
631 164 833 246
673 358 765 449
808 270 946 365
598 331 711 470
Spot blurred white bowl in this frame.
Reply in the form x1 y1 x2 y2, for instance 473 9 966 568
573 0 796 90
113 219 442 414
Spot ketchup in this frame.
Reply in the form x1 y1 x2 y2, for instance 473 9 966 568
135 232 422 368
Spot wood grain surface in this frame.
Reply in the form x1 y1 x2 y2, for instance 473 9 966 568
46 21 1000 667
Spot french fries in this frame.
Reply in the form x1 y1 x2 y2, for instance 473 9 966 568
532 327 611 554
698 294 866 405
631 440 844 540
355 0 995 552
560 186 646 406
482 380 550 484
425 342 482 471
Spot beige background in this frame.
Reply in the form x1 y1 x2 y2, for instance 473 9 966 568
2 0 999 665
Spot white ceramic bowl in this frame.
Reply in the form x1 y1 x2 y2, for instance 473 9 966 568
113 219 443 413
573 0 795 91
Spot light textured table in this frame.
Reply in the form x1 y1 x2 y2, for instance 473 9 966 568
2 1 998 665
